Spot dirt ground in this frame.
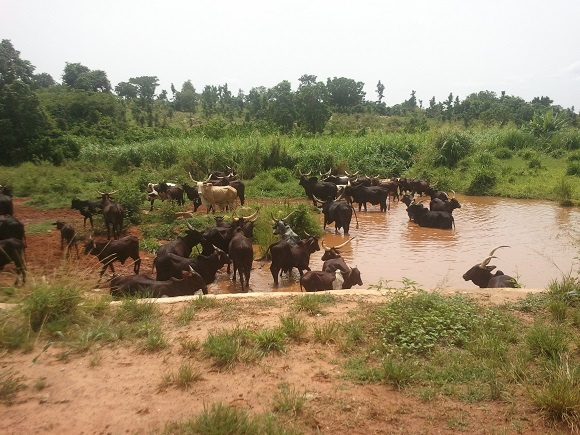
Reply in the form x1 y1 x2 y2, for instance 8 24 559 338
0 199 556 434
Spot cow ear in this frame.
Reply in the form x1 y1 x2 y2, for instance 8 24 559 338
486 265 496 271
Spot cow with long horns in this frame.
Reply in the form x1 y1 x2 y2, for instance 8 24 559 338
298 170 338 207
462 246 518 288
313 194 358 235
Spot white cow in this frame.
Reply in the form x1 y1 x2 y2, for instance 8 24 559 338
196 182 237 213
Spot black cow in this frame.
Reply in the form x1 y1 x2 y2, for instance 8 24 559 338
320 238 355 274
425 188 449 201
345 184 389 212
299 267 363 292
84 236 141 278
268 236 319 285
430 197 461 214
110 268 207 298
153 248 230 285
0 185 14 215
463 246 518 288
0 238 26 285
298 171 338 207
314 196 357 235
156 222 204 258
52 221 79 258
228 227 253 291
182 183 202 212
0 215 25 242
98 192 124 240
406 203 455 229
71 198 103 229
146 182 184 211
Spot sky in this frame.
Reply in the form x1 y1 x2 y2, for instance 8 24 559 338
2 0 580 110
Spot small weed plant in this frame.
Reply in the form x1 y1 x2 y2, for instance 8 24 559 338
272 382 307 416
279 314 307 341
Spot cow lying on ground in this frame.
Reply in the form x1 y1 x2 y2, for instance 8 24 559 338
0 238 26 285
84 235 141 278
299 267 362 292
463 246 518 288
110 267 207 298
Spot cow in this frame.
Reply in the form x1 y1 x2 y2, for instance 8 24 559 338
0 185 14 216
0 238 26 285
193 180 237 213
84 235 141 278
268 236 320 286
425 188 449 202
314 195 358 235
110 267 207 298
298 170 338 207
156 221 204 258
146 182 184 211
271 211 300 245
182 183 202 212
208 176 246 207
153 247 230 285
463 246 518 288
52 221 79 258
228 227 254 291
299 267 363 292
320 238 355 274
71 198 103 229
406 203 455 229
98 191 124 240
430 196 461 214
344 183 389 212
377 179 400 201
0 215 25 242
408 179 431 196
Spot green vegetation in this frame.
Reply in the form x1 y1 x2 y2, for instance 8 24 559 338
272 383 307 416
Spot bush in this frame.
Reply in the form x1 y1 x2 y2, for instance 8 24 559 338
496 129 535 150
466 170 497 195
22 284 83 333
433 131 472 167
566 162 580 176
494 147 513 160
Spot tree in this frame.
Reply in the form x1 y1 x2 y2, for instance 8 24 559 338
73 70 111 92
200 85 218 117
246 86 267 120
115 81 138 100
296 75 331 134
217 83 233 119
128 76 159 127
62 62 90 87
174 80 197 113
266 80 295 133
31 73 55 89
0 39 34 89
326 77 366 112
376 80 385 103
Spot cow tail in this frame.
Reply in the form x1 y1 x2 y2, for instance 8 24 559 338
350 205 359 229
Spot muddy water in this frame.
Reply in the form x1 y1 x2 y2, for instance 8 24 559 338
209 195 580 293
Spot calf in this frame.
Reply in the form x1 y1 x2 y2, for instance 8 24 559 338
98 191 124 240
182 183 202 212
110 268 207 298
52 221 79 258
228 227 253 291
84 235 141 278
71 198 102 229
463 246 517 288
0 238 26 285
300 267 363 292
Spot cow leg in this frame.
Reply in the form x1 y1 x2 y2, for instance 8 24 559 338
133 258 141 274
270 264 280 285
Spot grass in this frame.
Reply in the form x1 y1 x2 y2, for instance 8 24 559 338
312 320 341 344
279 314 307 341
164 402 299 435
203 327 248 369
161 362 203 390
0 370 27 404
291 294 336 316
252 327 286 356
272 382 307 416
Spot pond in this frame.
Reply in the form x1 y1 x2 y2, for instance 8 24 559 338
209 195 580 293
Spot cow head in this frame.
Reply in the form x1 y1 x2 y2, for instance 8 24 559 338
463 246 510 288
84 239 97 255
321 237 355 261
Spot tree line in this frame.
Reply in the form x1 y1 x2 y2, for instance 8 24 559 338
0 39 577 166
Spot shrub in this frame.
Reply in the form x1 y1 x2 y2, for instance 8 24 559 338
466 170 497 195
496 129 535 150
22 284 83 333
433 131 472 167
494 147 513 160
566 162 580 176
553 177 574 206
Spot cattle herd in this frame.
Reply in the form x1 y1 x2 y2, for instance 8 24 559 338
0 170 518 296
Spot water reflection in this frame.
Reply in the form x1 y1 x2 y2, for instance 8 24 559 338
209 195 580 294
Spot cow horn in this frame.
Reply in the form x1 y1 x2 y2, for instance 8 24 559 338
298 168 311 177
245 208 260 222
336 190 345 201
344 170 352 176
186 221 195 230
205 174 213 182
335 236 355 249
281 210 295 221
489 245 510 257
189 172 199 183
271 213 278 224
321 240 331 251
351 170 359 176
312 194 325 205
232 210 239 222
479 255 497 268
451 190 456 199
97 190 105 195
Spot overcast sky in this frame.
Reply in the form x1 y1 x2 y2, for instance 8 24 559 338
2 0 580 110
